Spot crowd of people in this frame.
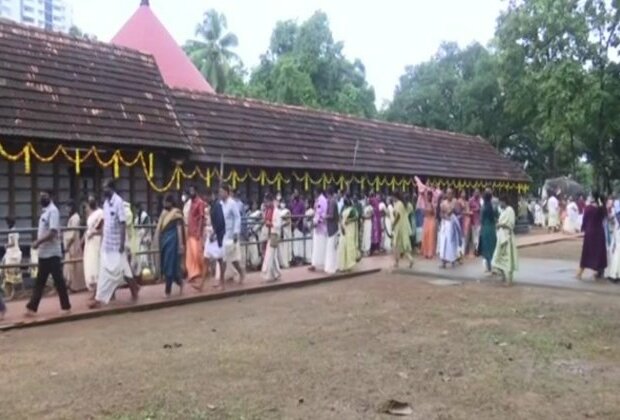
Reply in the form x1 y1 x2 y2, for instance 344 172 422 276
577 193 620 281
0 178 525 320
528 193 586 234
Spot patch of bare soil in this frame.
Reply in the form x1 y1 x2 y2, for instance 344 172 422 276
1 273 619 420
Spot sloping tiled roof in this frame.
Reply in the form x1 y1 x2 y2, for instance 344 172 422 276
0 18 189 150
172 90 529 181
111 1 215 93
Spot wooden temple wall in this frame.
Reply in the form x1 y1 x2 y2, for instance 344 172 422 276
0 143 170 232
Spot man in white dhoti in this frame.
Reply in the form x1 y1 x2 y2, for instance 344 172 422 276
290 192 306 264
563 197 580 234
262 194 282 282
309 189 328 271
220 184 245 284
438 189 462 268
547 193 560 232
324 188 340 274
89 180 139 309
534 200 545 227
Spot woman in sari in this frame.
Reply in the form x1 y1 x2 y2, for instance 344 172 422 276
392 192 415 269
420 190 437 259
63 201 85 292
479 190 497 273
577 192 607 280
382 198 394 253
492 196 518 285
2 216 22 300
338 199 358 272
369 192 382 254
361 200 373 256
458 191 471 257
83 197 103 297
155 194 185 297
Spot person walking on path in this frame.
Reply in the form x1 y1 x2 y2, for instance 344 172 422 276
156 194 185 297
337 198 358 272
1 216 22 301
392 191 415 269
198 191 225 290
577 192 608 280
492 196 518 285
220 184 245 285
83 196 103 299
309 188 328 271
25 190 71 316
89 180 140 309
63 200 85 293
478 190 497 273
185 185 205 285
324 187 340 275
262 193 282 282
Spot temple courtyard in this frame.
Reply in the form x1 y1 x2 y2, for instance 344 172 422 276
2 238 620 420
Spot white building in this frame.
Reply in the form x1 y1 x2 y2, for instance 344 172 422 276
0 0 73 33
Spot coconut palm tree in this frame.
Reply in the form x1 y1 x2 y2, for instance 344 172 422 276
185 9 240 93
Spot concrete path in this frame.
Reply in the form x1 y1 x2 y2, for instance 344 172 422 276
396 257 620 295
0 231 587 331
0 257 387 331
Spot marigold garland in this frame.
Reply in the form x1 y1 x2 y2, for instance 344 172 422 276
0 141 530 194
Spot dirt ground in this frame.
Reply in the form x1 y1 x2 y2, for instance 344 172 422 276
1 272 619 420
520 239 582 261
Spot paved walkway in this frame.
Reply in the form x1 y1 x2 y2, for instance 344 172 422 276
0 231 585 331
0 257 386 331
516 231 582 248
397 256 620 296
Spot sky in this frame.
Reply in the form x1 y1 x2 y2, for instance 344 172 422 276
72 0 507 106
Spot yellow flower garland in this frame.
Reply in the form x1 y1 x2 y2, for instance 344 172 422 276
0 141 530 194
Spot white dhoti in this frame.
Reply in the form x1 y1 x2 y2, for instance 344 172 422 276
324 234 339 274
311 230 327 268
278 227 292 269
607 226 620 279
438 219 459 263
361 220 372 254
262 237 281 281
96 251 133 304
293 228 304 260
548 211 560 230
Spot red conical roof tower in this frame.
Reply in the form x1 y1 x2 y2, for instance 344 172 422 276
111 0 215 93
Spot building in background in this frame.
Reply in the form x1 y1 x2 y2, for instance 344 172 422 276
0 0 73 32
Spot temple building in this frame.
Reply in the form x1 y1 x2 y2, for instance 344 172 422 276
0 1 529 231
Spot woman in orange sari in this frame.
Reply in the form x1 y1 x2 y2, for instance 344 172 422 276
421 190 438 258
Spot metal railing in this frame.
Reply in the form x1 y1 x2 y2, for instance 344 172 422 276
0 215 331 275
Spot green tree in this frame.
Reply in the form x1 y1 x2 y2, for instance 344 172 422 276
68 25 97 41
247 11 376 118
184 9 240 94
